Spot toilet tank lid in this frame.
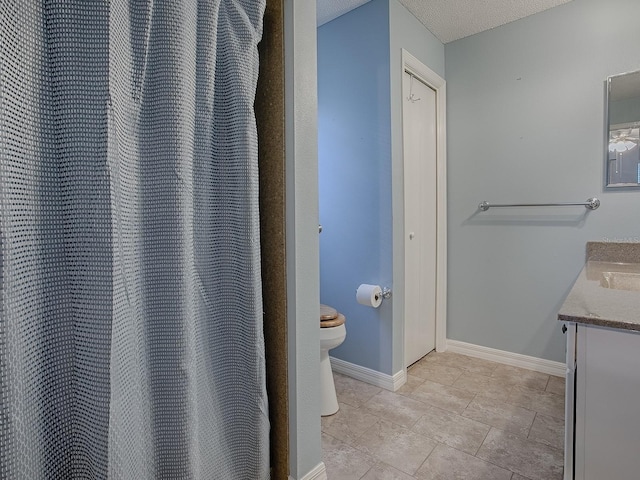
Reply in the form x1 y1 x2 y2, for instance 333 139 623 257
320 304 338 320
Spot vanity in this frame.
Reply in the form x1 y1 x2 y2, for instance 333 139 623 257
558 242 640 480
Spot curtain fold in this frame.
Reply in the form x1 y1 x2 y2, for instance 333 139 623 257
0 0 269 478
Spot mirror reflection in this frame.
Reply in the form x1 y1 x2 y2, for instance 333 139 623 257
607 70 640 187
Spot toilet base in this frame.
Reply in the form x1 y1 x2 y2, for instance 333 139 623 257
320 350 339 416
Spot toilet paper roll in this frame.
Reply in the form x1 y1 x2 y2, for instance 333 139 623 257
356 284 383 308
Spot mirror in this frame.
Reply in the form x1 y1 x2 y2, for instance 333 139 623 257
606 70 640 188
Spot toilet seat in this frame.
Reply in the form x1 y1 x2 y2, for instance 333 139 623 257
320 304 345 328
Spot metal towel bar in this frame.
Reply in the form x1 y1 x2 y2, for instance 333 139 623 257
478 197 600 211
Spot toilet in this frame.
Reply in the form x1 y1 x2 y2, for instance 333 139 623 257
320 304 347 416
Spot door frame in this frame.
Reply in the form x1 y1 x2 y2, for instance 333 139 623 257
400 49 447 359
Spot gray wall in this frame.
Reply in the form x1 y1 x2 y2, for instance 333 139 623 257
445 0 640 363
317 0 445 375
389 0 445 374
285 0 322 478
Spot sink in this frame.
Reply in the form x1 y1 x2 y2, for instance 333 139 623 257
600 272 640 292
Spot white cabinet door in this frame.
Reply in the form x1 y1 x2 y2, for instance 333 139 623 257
564 323 576 480
574 324 640 480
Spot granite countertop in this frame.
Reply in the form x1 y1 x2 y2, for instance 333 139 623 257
558 242 640 331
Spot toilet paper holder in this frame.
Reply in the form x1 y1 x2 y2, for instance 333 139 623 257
380 287 392 300
356 284 393 308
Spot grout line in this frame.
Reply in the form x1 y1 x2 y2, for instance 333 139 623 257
527 412 538 438
412 439 441 476
339 352 564 479
428 432 516 476
475 426 565 476
357 464 373 480
472 428 524 475
474 422 492 456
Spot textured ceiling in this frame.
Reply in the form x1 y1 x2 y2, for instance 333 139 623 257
317 0 371 27
317 0 574 44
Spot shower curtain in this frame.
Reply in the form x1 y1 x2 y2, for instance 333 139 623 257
0 0 269 478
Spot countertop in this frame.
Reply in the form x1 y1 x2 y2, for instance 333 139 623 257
558 242 640 331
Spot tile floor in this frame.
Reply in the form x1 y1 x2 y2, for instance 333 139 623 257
321 351 565 480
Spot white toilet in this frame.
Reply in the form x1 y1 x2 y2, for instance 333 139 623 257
320 304 347 416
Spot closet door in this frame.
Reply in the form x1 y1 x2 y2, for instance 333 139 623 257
403 71 437 367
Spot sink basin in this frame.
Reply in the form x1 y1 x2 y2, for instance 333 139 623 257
600 272 640 292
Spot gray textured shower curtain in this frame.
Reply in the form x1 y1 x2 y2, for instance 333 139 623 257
0 0 269 478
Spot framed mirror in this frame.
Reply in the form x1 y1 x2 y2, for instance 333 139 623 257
606 69 640 188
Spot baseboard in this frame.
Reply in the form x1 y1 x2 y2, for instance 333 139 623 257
330 356 407 391
289 461 327 480
445 339 566 377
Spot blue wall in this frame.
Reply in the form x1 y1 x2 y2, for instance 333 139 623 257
318 0 392 373
318 0 445 375
445 0 640 362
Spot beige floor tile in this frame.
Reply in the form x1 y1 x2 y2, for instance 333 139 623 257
462 395 535 437
427 351 466 362
360 462 415 480
435 353 498 377
322 433 374 480
407 355 438 375
545 375 566 396
321 402 380 446
334 372 382 408
491 364 550 391
477 428 564 480
323 359 566 480
416 351 448 363
451 372 514 400
354 420 438 475
408 363 464 385
456 357 498 377
411 405 491 455
409 381 476 414
415 352 463 368
413 443 512 480
395 374 426 397
528 413 565 450
507 385 565 419
364 389 431 428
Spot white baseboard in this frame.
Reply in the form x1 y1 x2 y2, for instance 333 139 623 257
290 462 327 480
445 339 565 377
330 356 407 391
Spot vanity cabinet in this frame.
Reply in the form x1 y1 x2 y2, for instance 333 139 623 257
565 322 640 480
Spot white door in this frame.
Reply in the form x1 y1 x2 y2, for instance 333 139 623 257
403 71 437 367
